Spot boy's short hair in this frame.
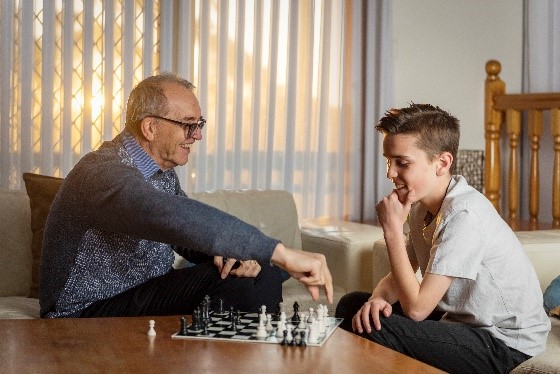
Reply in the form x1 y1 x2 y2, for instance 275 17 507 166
376 103 460 173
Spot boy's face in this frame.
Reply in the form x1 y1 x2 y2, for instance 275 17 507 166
382 133 441 207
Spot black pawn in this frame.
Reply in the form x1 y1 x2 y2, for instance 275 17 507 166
298 331 307 347
280 329 288 346
180 316 188 335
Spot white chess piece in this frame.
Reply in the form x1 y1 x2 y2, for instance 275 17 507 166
147 320 156 337
255 318 268 339
297 313 306 329
276 320 285 338
265 314 274 333
286 324 294 343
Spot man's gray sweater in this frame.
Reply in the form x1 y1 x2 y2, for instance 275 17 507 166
40 134 279 318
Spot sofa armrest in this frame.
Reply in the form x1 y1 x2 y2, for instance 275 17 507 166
300 218 385 293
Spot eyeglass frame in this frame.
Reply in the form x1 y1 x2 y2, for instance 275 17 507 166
150 115 206 138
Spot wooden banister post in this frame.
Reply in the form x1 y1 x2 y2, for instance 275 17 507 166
552 108 560 228
506 109 521 227
484 60 505 211
528 109 543 229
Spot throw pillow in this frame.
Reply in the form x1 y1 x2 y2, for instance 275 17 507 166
22 173 64 298
544 275 560 318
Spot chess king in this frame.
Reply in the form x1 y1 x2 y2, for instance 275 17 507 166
39 73 333 319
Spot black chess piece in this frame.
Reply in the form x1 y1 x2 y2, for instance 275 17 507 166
280 329 288 346
202 319 209 335
291 301 300 323
217 299 224 315
229 306 235 323
231 314 238 331
192 307 202 330
180 316 188 335
298 331 307 347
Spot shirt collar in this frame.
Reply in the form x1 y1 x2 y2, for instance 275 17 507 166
121 129 161 178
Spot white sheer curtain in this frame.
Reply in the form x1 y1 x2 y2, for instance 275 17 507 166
521 0 560 222
161 0 394 221
0 0 160 186
1 0 394 222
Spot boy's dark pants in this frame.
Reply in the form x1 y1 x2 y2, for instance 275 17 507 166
335 291 530 374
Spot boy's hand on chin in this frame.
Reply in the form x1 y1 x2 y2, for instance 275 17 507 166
377 189 415 230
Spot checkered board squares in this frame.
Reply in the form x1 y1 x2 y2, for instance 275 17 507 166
171 312 343 347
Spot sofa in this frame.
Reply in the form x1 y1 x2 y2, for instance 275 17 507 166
0 174 385 319
373 232 560 373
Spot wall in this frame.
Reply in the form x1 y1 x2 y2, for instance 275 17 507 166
392 0 523 150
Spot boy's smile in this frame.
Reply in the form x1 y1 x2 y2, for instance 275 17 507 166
382 133 450 215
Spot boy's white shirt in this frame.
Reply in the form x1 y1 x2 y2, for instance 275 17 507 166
406 175 550 357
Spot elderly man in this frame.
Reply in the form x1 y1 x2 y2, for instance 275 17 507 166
40 73 332 318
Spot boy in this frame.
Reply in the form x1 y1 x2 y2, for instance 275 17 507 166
335 104 550 373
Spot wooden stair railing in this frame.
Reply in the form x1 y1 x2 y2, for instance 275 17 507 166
484 60 560 230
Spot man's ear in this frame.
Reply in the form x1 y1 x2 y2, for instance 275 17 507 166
139 117 157 141
436 152 453 176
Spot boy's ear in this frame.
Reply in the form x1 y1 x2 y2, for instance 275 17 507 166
436 152 453 176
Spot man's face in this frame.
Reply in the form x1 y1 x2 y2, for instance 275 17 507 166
149 83 203 170
382 133 440 206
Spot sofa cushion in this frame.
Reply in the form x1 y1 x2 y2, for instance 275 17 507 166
0 190 33 297
511 317 560 374
0 296 40 319
515 230 560 292
22 173 64 298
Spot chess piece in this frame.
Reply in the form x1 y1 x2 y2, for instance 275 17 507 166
216 298 225 315
265 314 274 333
180 316 188 335
291 302 300 323
275 320 285 338
286 324 294 344
280 329 288 345
255 318 267 340
298 331 307 347
147 319 156 337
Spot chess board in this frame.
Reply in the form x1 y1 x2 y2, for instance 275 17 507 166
171 311 343 347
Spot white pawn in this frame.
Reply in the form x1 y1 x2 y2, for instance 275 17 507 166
276 320 285 338
297 313 306 329
265 313 274 333
308 322 319 344
255 318 267 339
286 324 294 343
147 319 156 337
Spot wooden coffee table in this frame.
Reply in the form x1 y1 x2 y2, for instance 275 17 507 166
0 316 443 373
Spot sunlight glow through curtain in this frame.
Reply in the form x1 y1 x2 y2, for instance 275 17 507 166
0 0 160 187
162 0 394 220
1 0 393 222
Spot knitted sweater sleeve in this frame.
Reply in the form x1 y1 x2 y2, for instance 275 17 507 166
58 147 279 264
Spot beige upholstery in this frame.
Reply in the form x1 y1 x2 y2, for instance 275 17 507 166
372 232 560 374
0 188 382 318
300 218 385 293
0 190 32 297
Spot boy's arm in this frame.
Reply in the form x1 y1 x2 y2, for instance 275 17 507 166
384 227 452 320
353 272 398 333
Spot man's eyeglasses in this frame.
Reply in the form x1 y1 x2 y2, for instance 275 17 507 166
151 115 206 138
